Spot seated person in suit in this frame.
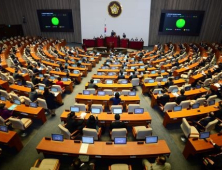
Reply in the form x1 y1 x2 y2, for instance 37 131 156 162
120 66 125 73
129 71 138 81
191 112 216 131
118 72 125 79
42 75 51 87
213 102 222 119
31 73 40 85
13 69 21 80
175 89 186 104
56 77 65 90
203 139 222 170
69 158 94 170
88 79 98 89
109 114 126 131
157 90 170 106
65 112 84 134
109 92 121 105
29 87 39 102
142 156 171 170
86 115 99 131
0 103 13 120
165 78 174 89
206 70 212 79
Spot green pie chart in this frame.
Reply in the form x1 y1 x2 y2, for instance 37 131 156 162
51 17 59 26
176 19 185 28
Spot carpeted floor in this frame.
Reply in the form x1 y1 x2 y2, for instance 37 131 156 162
0 44 208 170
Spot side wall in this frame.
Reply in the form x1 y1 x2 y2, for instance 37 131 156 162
149 0 222 45
0 0 81 43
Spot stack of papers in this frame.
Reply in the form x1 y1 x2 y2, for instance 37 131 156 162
172 93 179 97
214 83 220 87
79 143 89 154
8 104 17 110
80 112 87 119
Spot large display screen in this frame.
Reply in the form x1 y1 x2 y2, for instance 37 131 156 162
158 10 205 36
37 9 74 32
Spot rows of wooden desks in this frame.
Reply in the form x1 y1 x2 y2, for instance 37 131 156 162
189 67 215 84
0 79 10 92
0 100 46 124
183 133 222 159
9 84 63 105
0 131 23 152
142 79 186 94
60 111 151 127
5 67 30 81
173 62 199 76
50 70 81 83
150 87 207 107
163 103 219 127
36 138 170 159
85 83 133 91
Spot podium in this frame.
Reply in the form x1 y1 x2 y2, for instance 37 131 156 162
105 36 120 47
96 38 105 47
120 38 129 48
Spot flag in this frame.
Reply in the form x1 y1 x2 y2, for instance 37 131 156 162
104 24 107 33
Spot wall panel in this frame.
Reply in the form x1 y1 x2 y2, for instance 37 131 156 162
0 0 81 43
149 0 222 45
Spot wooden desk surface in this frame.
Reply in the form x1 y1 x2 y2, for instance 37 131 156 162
92 75 118 80
85 83 133 89
173 62 199 76
183 133 222 159
60 111 151 125
75 94 140 102
163 103 219 127
143 79 186 88
10 84 31 92
36 139 170 158
97 69 120 72
0 130 17 143
189 68 215 84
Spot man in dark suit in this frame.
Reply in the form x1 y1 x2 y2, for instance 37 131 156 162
129 71 137 81
165 78 174 89
88 79 98 89
203 139 222 169
157 90 170 106
69 158 94 170
175 89 186 104
65 112 84 134
109 114 126 131
118 72 125 79
192 112 215 131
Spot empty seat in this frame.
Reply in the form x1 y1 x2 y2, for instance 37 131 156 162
132 126 152 140
163 102 177 112
111 128 127 140
127 104 140 112
83 127 102 141
179 100 190 109
74 103 88 111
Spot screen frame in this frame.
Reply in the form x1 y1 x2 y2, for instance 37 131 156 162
51 134 64 142
145 136 158 144
158 10 205 36
114 137 127 144
37 9 74 32
82 136 94 144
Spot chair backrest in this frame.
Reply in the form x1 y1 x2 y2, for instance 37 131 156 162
180 118 191 138
179 100 190 109
111 128 127 140
91 104 103 112
168 85 179 92
121 90 130 95
128 104 140 112
155 77 163 82
195 98 206 105
9 118 24 130
23 96 32 105
37 98 48 109
111 105 123 113
136 127 152 140
205 119 218 132
131 78 139 86
52 85 62 92
144 78 152 83
74 103 86 111
83 128 98 140
58 124 71 139
163 102 177 112
153 88 162 94
203 78 211 86
8 76 15 84
10 93 20 101
104 89 113 95
0 116 5 125
87 88 96 94
206 95 217 104
26 81 34 88
0 90 10 99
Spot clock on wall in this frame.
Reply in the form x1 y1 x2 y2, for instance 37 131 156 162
108 1 122 17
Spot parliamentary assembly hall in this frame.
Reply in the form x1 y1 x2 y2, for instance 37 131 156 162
0 0 222 170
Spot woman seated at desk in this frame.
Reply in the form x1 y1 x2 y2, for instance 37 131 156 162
86 115 99 131
109 92 121 105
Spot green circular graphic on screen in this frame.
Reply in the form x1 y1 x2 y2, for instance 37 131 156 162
176 19 185 28
51 17 59 26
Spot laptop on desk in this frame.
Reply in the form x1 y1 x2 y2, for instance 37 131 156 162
70 106 80 112
114 137 127 144
91 108 101 114
51 134 64 142
173 106 182 112
82 136 94 144
134 108 144 114
113 108 122 114
145 136 158 144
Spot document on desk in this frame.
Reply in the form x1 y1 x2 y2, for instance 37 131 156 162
172 92 179 97
53 92 59 97
80 112 87 119
8 104 17 110
214 83 220 87
79 143 89 154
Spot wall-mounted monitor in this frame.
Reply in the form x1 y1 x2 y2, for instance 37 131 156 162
158 10 205 36
37 9 74 32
